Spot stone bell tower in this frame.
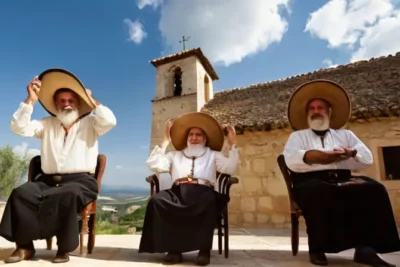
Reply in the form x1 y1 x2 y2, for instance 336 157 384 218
148 48 219 151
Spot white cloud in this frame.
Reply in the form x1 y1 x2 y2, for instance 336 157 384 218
123 18 147 44
322 58 338 68
115 165 122 170
137 0 163 9
13 142 40 159
142 0 290 67
305 0 400 62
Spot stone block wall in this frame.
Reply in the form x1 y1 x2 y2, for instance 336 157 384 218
150 94 198 151
228 118 400 229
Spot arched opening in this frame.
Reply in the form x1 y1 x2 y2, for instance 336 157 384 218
204 75 210 102
173 67 182 96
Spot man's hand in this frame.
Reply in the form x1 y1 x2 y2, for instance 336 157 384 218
163 119 174 143
304 150 347 165
341 178 366 186
86 88 99 106
226 125 237 148
342 146 357 158
25 76 41 104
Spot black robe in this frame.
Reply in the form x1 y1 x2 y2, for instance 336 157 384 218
0 173 98 252
292 169 400 254
138 183 228 254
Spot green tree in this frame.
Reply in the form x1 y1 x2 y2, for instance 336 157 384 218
119 204 147 227
0 146 30 199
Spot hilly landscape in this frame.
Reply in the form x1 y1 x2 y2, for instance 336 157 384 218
95 184 150 234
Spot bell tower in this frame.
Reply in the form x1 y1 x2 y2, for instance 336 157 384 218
149 48 219 151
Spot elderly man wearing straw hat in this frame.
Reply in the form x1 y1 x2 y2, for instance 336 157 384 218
0 69 117 264
139 112 239 266
283 80 400 267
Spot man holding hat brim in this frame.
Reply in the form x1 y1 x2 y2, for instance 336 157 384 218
139 112 239 266
0 69 117 264
283 80 400 266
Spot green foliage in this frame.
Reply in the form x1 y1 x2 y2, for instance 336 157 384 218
119 204 147 224
0 146 30 198
95 204 148 234
96 208 113 222
95 221 129 235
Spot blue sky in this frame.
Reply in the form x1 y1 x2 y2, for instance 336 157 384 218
1 0 399 188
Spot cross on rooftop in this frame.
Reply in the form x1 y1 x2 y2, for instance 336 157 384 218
179 35 190 50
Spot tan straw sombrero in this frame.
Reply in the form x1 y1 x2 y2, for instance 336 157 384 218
287 79 351 130
38 68 96 117
170 112 225 151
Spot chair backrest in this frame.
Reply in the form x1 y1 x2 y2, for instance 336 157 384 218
277 154 298 213
28 154 107 189
28 155 43 182
94 154 107 190
216 172 231 194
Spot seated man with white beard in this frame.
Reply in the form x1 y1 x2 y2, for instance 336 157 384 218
139 112 239 266
0 69 116 264
283 80 400 267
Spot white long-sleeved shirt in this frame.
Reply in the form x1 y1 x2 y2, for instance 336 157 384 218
11 102 117 174
146 142 239 186
283 128 373 173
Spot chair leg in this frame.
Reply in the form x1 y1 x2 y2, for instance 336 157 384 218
217 216 222 255
88 214 96 254
223 210 229 258
46 238 53 250
291 213 299 256
80 211 89 255
80 233 84 255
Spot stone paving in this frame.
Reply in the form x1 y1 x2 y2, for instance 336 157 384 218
0 228 399 266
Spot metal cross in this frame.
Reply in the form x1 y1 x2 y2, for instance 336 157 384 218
179 35 190 50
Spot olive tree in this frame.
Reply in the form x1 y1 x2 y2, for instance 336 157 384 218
0 146 30 199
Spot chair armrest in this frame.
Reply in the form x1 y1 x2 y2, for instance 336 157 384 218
216 173 238 196
145 174 160 195
145 175 154 183
228 176 239 185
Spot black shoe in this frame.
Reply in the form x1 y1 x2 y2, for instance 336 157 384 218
309 252 328 266
196 250 211 266
52 251 70 263
162 252 182 265
354 246 396 267
4 248 36 264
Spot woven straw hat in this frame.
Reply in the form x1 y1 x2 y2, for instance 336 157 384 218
287 79 351 130
38 68 96 117
170 112 225 151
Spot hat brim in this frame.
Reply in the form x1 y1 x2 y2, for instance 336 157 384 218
170 112 225 151
287 80 351 130
38 68 95 117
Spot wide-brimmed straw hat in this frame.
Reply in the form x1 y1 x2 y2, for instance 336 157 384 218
170 112 225 151
38 68 96 117
287 79 351 130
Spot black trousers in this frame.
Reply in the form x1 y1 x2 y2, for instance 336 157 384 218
292 169 400 254
139 183 228 254
0 173 98 252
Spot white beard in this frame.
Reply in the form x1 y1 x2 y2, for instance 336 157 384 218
183 141 207 157
308 114 330 131
56 108 79 128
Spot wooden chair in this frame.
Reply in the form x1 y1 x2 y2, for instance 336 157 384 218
145 172 239 258
27 154 107 255
277 154 303 256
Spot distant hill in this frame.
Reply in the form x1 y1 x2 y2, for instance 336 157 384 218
100 184 148 196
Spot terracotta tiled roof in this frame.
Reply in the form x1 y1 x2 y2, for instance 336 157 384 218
201 52 400 133
150 48 219 80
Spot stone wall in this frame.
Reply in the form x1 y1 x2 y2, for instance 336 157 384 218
228 118 400 228
150 94 198 151
153 56 199 100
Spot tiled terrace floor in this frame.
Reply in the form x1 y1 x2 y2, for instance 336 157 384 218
0 228 399 266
